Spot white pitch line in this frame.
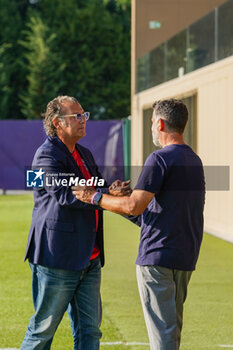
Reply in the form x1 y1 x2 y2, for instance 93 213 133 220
101 342 149 346
218 346 233 348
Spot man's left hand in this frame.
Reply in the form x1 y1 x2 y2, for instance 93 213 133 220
72 179 132 204
72 185 94 203
109 179 132 197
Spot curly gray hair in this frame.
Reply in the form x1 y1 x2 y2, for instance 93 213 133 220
43 96 79 136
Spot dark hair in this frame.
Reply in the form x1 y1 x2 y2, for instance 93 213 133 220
152 99 188 134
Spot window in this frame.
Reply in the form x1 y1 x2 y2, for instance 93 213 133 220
182 95 197 151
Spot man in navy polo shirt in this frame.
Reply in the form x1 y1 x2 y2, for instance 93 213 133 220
73 99 205 350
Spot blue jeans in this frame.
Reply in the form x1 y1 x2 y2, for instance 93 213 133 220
20 257 102 350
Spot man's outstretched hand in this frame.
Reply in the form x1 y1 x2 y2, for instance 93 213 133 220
108 179 132 197
72 179 132 204
72 185 94 203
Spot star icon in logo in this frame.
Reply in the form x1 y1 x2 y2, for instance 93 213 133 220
33 168 45 181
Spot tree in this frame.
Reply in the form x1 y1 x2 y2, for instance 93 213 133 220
0 0 131 120
0 0 28 119
19 16 66 119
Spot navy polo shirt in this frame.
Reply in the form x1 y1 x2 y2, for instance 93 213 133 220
135 144 205 271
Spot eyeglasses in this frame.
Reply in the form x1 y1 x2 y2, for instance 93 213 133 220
59 112 90 121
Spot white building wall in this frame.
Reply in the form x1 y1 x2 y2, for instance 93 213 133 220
131 55 233 242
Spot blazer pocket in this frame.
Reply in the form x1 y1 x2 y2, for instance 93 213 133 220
45 219 74 233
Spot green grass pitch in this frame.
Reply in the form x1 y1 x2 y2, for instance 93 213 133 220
0 194 233 349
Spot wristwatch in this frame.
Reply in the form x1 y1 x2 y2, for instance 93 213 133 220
93 192 103 206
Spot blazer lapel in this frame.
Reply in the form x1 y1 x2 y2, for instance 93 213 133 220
48 136 84 177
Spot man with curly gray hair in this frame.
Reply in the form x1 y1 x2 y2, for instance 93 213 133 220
20 96 131 350
43 96 78 136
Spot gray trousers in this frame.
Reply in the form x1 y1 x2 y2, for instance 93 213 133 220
136 265 192 350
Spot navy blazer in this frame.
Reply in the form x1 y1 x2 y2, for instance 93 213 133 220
25 136 106 270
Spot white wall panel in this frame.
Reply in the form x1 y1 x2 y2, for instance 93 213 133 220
132 55 233 242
